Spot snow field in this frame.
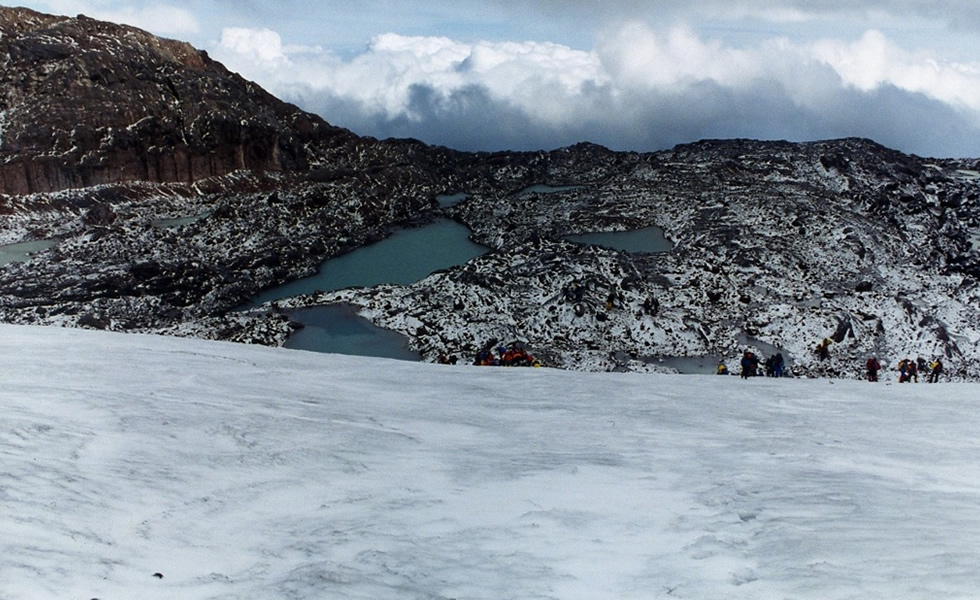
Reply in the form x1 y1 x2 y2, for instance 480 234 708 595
1 324 980 599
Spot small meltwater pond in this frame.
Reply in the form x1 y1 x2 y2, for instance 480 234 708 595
283 304 421 360
564 225 674 254
0 239 59 266
245 218 488 362
246 219 488 307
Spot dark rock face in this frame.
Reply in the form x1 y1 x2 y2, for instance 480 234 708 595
0 7 361 195
2 8 980 380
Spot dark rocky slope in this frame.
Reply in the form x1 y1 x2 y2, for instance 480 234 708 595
2 8 980 379
0 7 429 195
0 7 461 338
293 140 980 377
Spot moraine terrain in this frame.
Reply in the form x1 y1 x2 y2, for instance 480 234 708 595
2 7 980 378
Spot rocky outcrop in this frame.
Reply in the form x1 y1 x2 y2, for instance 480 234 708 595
0 7 367 195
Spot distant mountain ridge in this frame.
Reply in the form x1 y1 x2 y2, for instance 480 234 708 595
2 7 980 379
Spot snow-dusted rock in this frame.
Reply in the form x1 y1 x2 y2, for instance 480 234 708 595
1 8 980 379
287 139 980 379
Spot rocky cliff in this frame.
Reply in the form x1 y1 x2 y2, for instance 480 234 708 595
0 7 459 196
2 7 980 380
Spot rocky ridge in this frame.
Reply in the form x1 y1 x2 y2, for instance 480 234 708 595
282 140 980 377
2 8 980 379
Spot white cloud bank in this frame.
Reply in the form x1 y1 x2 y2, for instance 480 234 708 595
38 0 201 37
211 22 980 157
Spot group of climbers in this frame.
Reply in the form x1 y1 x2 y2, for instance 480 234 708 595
819 337 946 382
472 344 542 367
864 356 944 382
894 357 943 383
725 350 787 378
723 344 948 382
765 353 786 377
438 327 947 382
898 358 918 383
436 353 459 365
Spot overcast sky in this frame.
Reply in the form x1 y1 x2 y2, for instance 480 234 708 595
14 1 980 157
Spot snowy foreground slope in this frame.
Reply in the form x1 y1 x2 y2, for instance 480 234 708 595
3 325 980 600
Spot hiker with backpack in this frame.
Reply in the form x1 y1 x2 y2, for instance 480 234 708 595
865 356 881 382
740 351 759 379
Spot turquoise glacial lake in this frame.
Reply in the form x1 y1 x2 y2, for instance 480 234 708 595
245 219 485 361
247 219 487 307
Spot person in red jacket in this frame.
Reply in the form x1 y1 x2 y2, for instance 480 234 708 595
865 356 881 382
